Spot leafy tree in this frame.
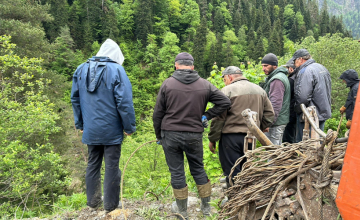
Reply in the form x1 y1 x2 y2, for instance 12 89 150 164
48 26 85 79
158 32 181 80
0 35 70 218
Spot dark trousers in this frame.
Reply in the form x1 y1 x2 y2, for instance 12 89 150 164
161 130 208 189
295 114 325 143
86 144 121 211
283 119 297 144
219 133 251 183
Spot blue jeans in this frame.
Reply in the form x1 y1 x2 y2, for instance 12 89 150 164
296 114 325 143
86 144 121 211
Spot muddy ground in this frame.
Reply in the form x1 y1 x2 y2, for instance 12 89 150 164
26 183 225 220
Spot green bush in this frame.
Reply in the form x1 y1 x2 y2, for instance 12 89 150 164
0 35 71 218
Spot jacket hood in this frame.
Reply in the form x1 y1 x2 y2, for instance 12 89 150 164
86 57 115 92
340 69 359 87
172 69 200 84
96 39 124 65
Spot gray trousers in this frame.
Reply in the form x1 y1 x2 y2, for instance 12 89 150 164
265 124 286 145
86 144 121 211
161 130 208 189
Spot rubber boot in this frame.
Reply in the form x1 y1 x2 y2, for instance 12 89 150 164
197 181 212 216
200 196 211 216
171 198 188 219
171 186 188 219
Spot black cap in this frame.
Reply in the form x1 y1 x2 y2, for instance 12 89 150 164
291 49 310 61
175 52 194 62
222 66 243 77
261 53 278 66
284 59 295 69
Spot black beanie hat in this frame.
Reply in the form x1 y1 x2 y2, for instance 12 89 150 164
261 53 278 66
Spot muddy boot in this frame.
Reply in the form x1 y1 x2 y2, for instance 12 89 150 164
197 181 212 216
171 198 188 219
171 186 188 219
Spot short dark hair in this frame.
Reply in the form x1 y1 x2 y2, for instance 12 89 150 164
175 59 194 66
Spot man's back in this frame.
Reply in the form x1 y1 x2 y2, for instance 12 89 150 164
71 57 136 145
208 76 274 142
295 59 332 121
153 69 230 137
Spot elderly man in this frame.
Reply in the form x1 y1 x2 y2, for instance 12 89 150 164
208 66 274 188
71 39 136 213
261 53 291 145
282 59 298 143
153 52 231 218
292 49 332 142
339 69 359 129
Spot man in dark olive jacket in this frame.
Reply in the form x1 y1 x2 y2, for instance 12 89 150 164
71 39 136 213
339 69 359 129
153 52 231 218
261 53 291 145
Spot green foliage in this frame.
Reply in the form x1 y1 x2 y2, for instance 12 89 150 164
0 35 70 218
52 193 87 213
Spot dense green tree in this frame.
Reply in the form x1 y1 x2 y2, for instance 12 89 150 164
0 0 52 58
214 7 225 33
193 17 208 77
42 0 69 42
135 0 153 47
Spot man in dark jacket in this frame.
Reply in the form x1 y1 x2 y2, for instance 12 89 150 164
153 52 231 218
71 39 136 213
339 69 359 129
292 49 332 142
208 66 274 188
282 59 298 143
261 53 291 145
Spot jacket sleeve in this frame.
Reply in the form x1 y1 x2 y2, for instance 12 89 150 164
208 110 227 143
153 83 166 139
261 95 275 131
268 79 285 124
114 67 136 134
294 69 314 114
71 64 84 130
204 83 231 120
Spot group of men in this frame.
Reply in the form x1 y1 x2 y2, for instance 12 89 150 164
71 38 359 218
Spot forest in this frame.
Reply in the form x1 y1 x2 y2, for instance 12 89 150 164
0 0 360 219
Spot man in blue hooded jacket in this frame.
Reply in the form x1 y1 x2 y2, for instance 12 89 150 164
71 39 136 213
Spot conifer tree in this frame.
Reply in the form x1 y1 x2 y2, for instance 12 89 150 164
214 7 225 34
135 0 153 47
193 17 208 77
42 0 69 42
215 33 224 67
233 10 242 34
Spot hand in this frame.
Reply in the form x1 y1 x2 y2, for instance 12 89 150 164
346 120 352 129
202 115 209 128
209 142 216 154
340 106 346 114
80 130 83 133
156 139 162 145
263 127 269 133
124 132 132 136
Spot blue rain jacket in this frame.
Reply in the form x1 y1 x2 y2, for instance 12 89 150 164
71 57 136 145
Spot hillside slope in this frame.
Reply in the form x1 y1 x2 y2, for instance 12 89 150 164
319 0 360 38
